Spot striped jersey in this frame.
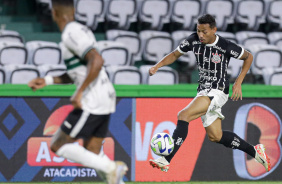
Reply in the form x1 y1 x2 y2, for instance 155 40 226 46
177 33 244 94
60 21 116 114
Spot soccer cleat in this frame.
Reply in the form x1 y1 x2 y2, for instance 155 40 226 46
149 157 170 172
106 161 128 184
254 144 271 172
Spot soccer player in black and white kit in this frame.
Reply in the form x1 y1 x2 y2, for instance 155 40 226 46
149 14 271 173
28 0 127 183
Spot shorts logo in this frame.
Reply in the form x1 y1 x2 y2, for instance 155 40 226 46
64 121 72 129
211 50 221 63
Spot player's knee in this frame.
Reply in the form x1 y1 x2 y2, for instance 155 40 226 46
50 138 62 153
208 134 221 143
177 110 191 122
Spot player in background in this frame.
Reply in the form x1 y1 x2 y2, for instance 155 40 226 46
28 0 127 183
149 14 271 173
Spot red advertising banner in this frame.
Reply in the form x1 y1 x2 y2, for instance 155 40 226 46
135 98 206 182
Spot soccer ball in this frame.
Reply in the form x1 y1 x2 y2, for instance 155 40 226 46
150 133 174 156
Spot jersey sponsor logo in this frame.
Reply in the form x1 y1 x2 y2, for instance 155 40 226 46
204 57 209 62
180 40 189 48
230 50 239 58
175 137 184 146
211 51 222 63
192 41 201 45
213 45 226 53
194 52 202 55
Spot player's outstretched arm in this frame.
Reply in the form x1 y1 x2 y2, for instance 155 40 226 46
149 49 183 76
231 50 253 101
70 48 103 109
28 73 73 91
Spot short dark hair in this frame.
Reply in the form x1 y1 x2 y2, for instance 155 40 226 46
51 0 74 7
197 14 216 28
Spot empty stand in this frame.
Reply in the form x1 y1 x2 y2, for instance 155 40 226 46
262 67 282 85
235 0 266 31
98 40 131 66
37 64 67 77
236 31 268 48
0 30 24 43
171 0 202 30
217 31 237 43
4 64 40 84
268 32 282 49
205 0 234 31
139 30 173 63
0 41 27 65
267 0 282 30
106 65 142 84
249 44 282 76
75 0 106 30
26 41 61 65
106 30 141 62
139 65 179 84
106 0 138 30
138 0 170 30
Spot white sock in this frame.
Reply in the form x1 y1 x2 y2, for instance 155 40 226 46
56 143 115 173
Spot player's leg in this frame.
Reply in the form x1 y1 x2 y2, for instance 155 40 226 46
206 118 271 172
84 136 128 184
150 96 211 172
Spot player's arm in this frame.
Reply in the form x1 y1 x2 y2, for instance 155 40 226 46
231 50 253 101
70 48 104 109
28 73 73 91
149 49 183 76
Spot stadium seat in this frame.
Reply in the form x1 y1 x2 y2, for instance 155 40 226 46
138 0 170 30
4 64 40 84
205 0 235 31
0 67 6 84
26 41 62 66
139 65 179 84
171 0 202 30
171 30 196 68
217 31 237 43
248 44 282 76
0 41 27 65
0 30 24 43
262 68 282 86
227 57 244 79
268 32 282 49
75 0 106 30
262 67 282 85
106 0 137 30
139 30 173 63
37 64 66 77
235 31 269 48
97 40 131 66
235 0 266 31
106 65 142 84
106 30 141 62
267 0 282 30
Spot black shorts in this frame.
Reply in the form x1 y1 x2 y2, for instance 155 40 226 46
61 109 110 139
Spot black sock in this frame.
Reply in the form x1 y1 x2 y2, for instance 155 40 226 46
218 130 256 158
165 120 189 163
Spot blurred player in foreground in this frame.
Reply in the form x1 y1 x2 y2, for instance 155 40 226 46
149 14 271 173
28 0 127 183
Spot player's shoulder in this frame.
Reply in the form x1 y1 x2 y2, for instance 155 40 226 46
62 21 90 38
188 32 199 40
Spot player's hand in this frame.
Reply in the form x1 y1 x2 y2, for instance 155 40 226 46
28 78 46 91
149 66 158 76
231 83 242 101
71 90 83 109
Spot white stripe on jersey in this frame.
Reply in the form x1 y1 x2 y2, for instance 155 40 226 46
70 111 90 138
